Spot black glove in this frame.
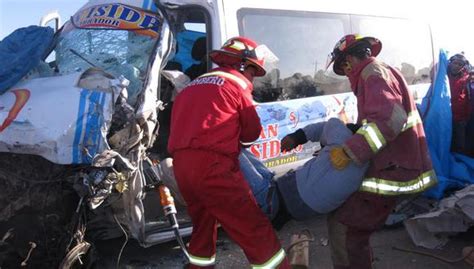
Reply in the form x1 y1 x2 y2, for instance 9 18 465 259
346 123 362 134
280 129 307 152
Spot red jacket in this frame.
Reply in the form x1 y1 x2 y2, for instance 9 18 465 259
343 57 436 195
448 71 471 122
168 67 262 158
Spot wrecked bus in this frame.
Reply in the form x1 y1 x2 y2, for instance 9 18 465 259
0 0 435 267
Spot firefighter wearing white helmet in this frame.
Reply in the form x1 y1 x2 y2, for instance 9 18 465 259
168 36 289 269
326 34 437 269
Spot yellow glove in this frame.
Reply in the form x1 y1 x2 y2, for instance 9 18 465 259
329 147 351 170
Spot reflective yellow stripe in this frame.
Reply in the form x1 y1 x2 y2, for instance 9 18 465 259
356 122 386 153
401 110 422 132
360 170 437 195
200 71 248 90
358 110 421 153
251 248 286 269
188 254 216 267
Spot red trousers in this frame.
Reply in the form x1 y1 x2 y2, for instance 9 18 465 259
173 149 289 269
327 191 397 269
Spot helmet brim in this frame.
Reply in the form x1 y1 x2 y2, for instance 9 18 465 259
210 50 267 77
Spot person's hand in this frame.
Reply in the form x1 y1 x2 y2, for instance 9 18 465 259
329 147 351 170
281 135 297 152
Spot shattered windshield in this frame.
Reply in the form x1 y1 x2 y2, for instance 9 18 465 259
55 3 162 104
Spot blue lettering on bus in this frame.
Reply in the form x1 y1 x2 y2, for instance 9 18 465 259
95 6 107 17
140 15 159 28
108 4 119 18
119 7 140 22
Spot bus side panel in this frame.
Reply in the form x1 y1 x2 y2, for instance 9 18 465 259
252 93 357 170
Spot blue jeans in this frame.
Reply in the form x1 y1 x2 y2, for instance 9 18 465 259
276 170 318 220
239 150 279 220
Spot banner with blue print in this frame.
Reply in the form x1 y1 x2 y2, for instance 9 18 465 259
251 93 357 169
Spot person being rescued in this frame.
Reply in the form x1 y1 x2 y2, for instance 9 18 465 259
239 117 369 229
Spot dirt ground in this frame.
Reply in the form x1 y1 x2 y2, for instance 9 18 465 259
94 214 474 269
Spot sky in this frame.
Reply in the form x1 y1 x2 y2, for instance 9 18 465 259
0 0 473 58
0 0 87 39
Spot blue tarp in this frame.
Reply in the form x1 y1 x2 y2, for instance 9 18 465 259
420 49 474 199
0 26 54 95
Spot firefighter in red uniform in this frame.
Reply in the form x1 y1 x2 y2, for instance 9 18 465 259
326 34 437 269
447 53 472 154
168 37 289 269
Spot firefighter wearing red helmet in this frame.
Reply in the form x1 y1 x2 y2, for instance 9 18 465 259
168 36 289 269
326 34 436 269
209 36 267 76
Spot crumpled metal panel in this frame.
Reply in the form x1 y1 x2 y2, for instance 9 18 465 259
405 185 474 249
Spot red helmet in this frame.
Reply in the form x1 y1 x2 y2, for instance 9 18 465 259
209 36 266 76
327 34 382 75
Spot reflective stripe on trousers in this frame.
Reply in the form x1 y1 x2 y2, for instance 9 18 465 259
189 254 216 267
251 248 286 269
